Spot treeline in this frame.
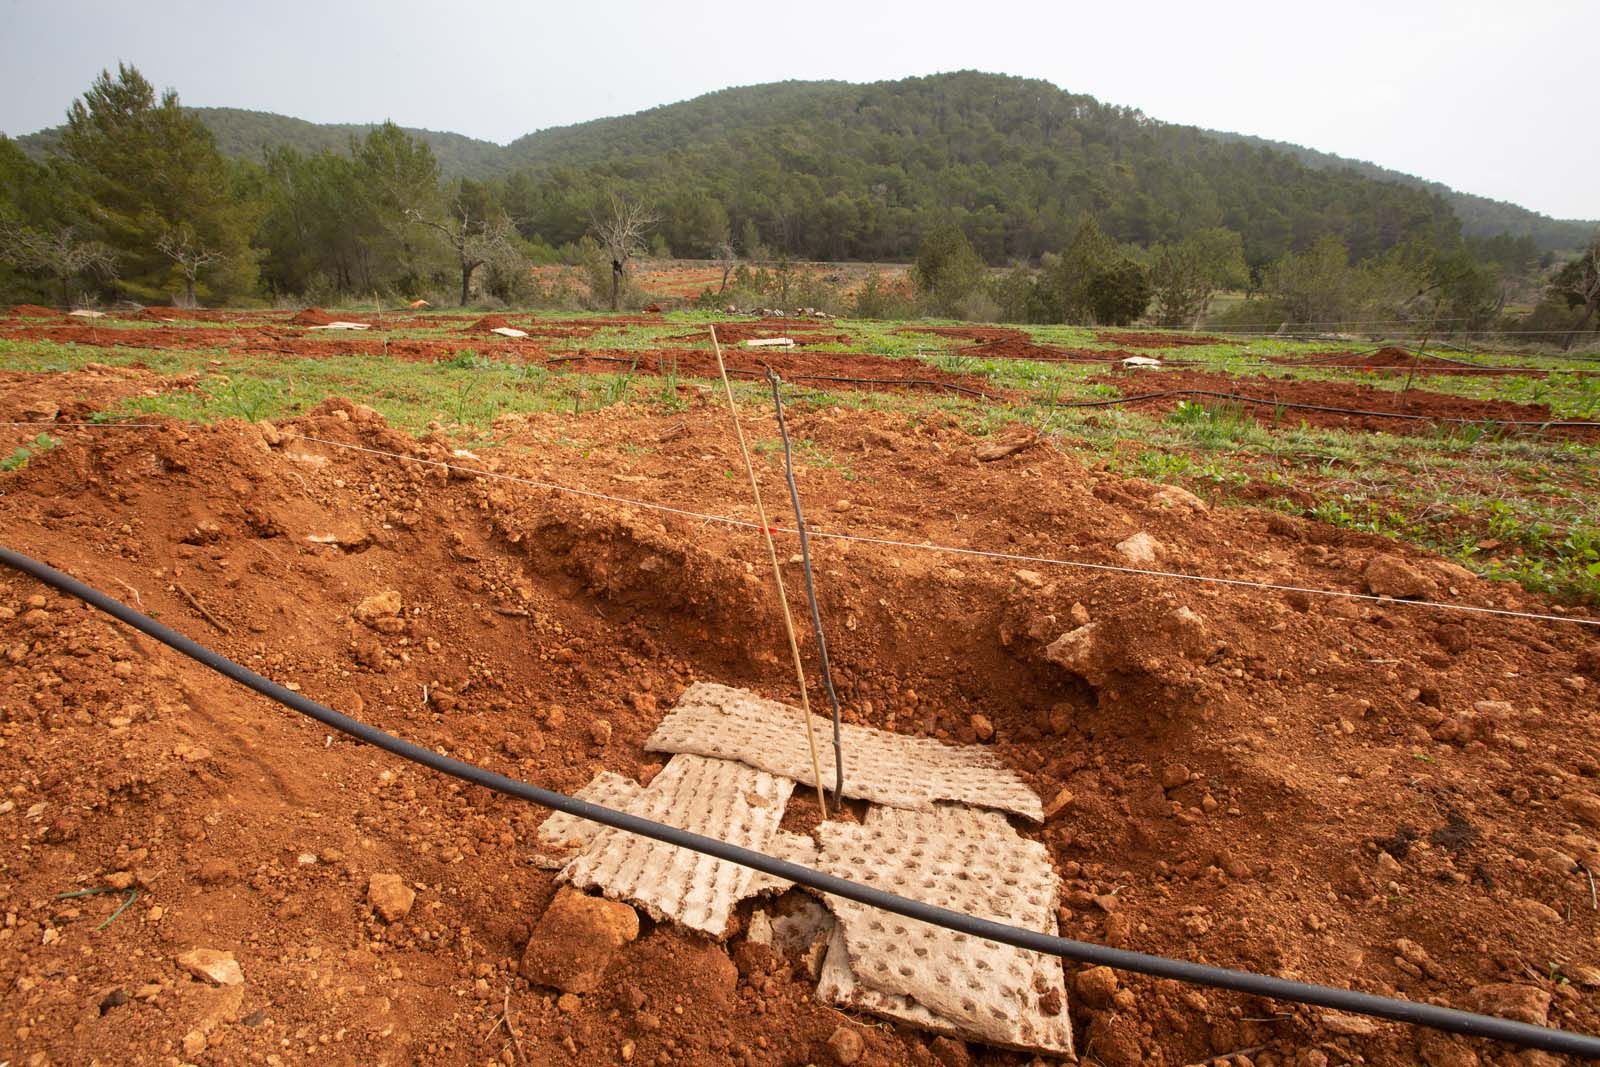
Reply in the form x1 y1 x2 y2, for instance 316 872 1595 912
2 65 1596 341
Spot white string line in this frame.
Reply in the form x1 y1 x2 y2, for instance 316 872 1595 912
8 420 1586 629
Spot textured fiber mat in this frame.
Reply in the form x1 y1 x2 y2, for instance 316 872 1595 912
532 771 642 870
560 753 794 938
647 682 1043 821
812 804 1072 1056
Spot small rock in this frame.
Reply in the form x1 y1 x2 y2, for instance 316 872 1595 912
825 1025 864 1065
105 870 135 890
1433 624 1471 654
1319 1010 1379 1036
589 719 613 746
1363 555 1433 599
969 713 995 742
1068 602 1091 626
367 872 416 923
197 858 238 886
1114 531 1161 564
177 948 244 987
1074 965 1119 1009
1161 764 1190 791
183 1029 207 1057
521 888 640 994
1151 484 1206 511
354 590 402 625
21 399 60 422
1468 983 1551 1026
1044 788 1075 819
557 992 582 1013
1559 792 1600 828
1014 569 1044 589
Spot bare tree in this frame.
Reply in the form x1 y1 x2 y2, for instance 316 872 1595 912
156 225 223 307
0 223 118 306
589 191 658 311
407 201 521 307
715 239 737 295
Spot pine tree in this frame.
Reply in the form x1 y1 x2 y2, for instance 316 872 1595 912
61 64 257 303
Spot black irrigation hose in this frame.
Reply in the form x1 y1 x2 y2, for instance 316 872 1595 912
764 369 845 804
4 546 1599 1058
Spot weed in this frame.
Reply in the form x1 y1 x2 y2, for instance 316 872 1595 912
1 433 61 472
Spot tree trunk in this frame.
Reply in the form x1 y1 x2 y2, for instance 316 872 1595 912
1566 292 1599 350
611 261 623 311
460 261 472 307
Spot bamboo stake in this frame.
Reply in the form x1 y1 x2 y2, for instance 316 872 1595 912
709 325 829 817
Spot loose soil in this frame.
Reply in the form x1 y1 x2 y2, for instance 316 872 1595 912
673 321 850 346
289 307 338 327
1096 331 1228 349
897 325 1028 344
7 304 61 319
466 315 516 333
553 348 1001 399
3 374 1600 1066
1275 348 1530 377
1094 368 1599 435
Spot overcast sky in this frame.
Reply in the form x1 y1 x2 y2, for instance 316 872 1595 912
2 0 1592 220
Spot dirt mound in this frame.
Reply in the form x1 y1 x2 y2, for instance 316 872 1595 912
1096 330 1225 348
1275 347 1524 377
965 338 1080 361
135 306 214 322
3 383 1600 1064
898 325 1027 343
551 347 1001 399
1093 368 1598 435
8 303 60 318
675 321 846 346
289 306 338 326
466 314 514 332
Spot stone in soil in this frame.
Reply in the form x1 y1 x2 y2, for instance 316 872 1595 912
826 1025 864 1065
1363 554 1434 599
521 887 640 994
367 872 415 922
177 947 244 986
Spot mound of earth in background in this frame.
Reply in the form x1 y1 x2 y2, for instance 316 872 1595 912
1 375 1597 1066
289 306 338 326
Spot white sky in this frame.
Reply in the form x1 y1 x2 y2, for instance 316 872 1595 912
2 0 1592 220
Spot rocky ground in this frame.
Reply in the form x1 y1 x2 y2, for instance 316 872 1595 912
1 373 1598 1066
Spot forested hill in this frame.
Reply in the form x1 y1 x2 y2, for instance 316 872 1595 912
1203 130 1594 251
14 71 1591 262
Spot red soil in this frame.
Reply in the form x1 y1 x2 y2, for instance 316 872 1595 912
466 315 515 332
1 393 1597 1065
551 347 1000 399
1093 368 1599 435
7 304 60 318
1096 331 1226 348
897 325 1028 343
289 307 338 326
1275 347 1527 377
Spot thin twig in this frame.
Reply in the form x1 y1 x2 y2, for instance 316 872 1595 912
174 583 230 634
765 369 845 804
1578 860 1598 911
110 577 144 610
1184 1045 1268 1067
710 326 829 817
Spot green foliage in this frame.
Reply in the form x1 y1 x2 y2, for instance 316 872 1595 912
1 433 60 472
1046 216 1117 322
1085 258 1152 326
912 222 985 315
847 271 917 319
1149 228 1248 327
61 64 258 303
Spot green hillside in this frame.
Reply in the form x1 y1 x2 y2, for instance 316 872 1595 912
1203 129 1594 251
14 71 1593 262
